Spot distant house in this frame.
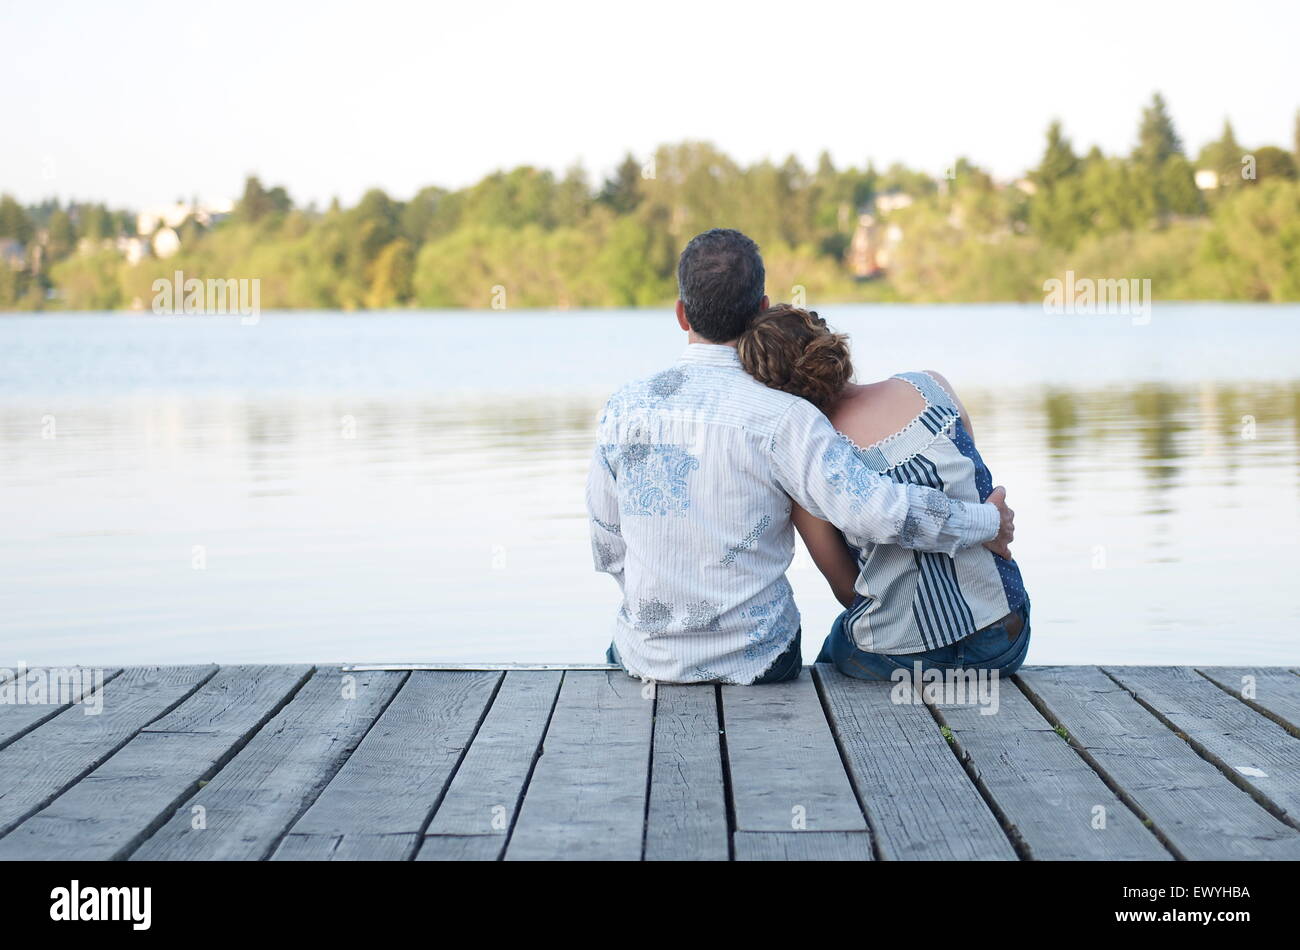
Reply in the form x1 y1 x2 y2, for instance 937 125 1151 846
847 213 878 277
151 228 181 259
848 192 915 278
848 213 906 279
136 198 234 236
117 236 151 266
874 191 914 215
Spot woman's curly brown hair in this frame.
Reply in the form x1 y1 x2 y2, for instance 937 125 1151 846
736 304 853 411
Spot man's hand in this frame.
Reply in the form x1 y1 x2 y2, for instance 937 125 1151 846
983 486 1014 559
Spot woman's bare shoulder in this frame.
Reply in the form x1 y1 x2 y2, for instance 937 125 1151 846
828 377 926 448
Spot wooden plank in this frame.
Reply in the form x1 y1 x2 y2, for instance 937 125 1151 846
644 684 729 861
504 671 652 861
1018 666 1300 860
0 665 215 838
1198 667 1300 736
0 667 122 750
722 671 864 833
734 831 872 861
0 665 311 860
814 664 1014 859
1106 666 1300 827
420 671 561 841
935 675 1170 860
131 668 405 860
272 832 415 861
142 665 311 735
416 835 505 861
272 670 500 860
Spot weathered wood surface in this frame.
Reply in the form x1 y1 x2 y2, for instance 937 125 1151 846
415 833 506 861
0 667 122 750
1105 666 1300 828
644 684 729 861
503 671 652 861
1018 666 1300 860
933 671 1169 860
0 666 214 838
733 831 872 861
1197 667 1300 736
721 673 865 833
0 665 311 860
1 664 1297 861
272 670 500 861
815 665 1015 860
131 668 406 860
419 670 561 859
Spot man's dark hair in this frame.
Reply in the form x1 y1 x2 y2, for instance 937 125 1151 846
677 229 766 343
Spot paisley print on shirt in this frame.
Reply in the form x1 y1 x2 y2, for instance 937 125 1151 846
610 442 701 516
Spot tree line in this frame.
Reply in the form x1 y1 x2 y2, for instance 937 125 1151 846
1 93 1297 310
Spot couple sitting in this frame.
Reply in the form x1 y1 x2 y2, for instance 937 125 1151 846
587 228 1028 685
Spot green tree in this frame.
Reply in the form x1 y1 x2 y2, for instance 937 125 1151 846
46 208 77 260
1196 120 1243 187
1133 92 1184 168
0 260 21 308
1249 146 1298 183
597 154 643 215
401 186 460 243
0 195 35 244
48 249 126 310
1156 154 1204 216
1029 122 1090 247
594 215 674 306
637 142 746 248
877 162 935 197
462 167 560 229
1033 120 1080 188
340 188 403 301
1200 180 1300 300
237 176 292 222
1078 153 1151 232
365 238 414 308
1129 95 1199 219
78 204 113 241
552 164 591 228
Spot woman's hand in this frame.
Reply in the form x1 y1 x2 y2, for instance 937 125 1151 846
983 486 1015 559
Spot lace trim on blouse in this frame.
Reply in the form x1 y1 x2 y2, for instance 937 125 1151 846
840 371 960 472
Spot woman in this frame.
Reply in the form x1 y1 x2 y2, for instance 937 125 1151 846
737 304 1030 680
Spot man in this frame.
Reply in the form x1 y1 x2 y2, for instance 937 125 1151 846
586 229 1013 685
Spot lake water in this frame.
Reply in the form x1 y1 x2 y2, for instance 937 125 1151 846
2 305 1297 668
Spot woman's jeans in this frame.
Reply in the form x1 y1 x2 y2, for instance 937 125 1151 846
816 602 1031 681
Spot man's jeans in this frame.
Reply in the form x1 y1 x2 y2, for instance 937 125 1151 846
816 602 1031 681
605 628 803 684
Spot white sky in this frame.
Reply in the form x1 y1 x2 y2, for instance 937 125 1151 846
3 0 1297 209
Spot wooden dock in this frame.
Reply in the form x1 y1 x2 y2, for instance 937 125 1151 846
0 664 1297 861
